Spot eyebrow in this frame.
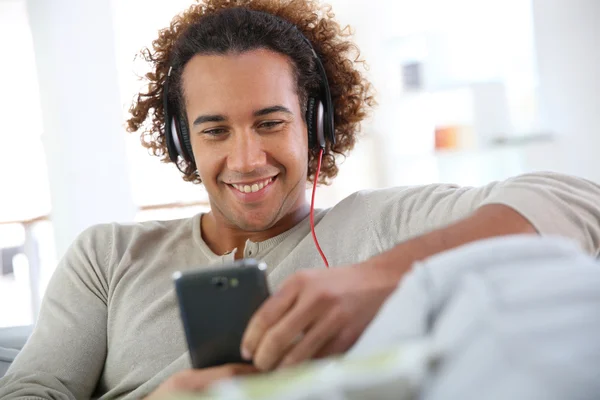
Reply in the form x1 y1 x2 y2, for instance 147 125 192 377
192 114 226 126
192 105 293 126
253 105 293 117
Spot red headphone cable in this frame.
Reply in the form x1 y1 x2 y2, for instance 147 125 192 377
310 148 329 268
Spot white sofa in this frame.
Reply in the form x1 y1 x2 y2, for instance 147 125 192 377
0 325 32 377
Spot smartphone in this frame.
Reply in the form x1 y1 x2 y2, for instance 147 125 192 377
173 258 270 369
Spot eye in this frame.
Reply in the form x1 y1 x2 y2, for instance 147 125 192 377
258 120 284 130
202 128 228 137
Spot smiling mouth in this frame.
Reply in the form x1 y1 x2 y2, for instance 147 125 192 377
228 176 276 194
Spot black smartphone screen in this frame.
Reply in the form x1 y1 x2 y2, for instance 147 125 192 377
173 258 270 369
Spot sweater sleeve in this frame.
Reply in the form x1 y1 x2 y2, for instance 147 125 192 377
364 171 600 256
0 224 112 399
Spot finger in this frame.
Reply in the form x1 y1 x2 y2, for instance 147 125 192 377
278 307 345 368
222 363 260 375
314 326 362 360
252 294 326 371
173 364 258 392
241 279 299 360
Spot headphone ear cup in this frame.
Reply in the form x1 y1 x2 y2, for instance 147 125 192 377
306 97 318 149
322 100 335 146
171 118 185 160
165 116 179 163
177 116 194 163
172 116 194 163
315 100 326 149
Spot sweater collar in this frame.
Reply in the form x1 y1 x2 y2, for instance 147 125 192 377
191 210 326 260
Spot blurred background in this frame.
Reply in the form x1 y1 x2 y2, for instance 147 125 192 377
0 0 598 328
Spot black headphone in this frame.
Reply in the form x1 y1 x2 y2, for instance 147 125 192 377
162 32 336 165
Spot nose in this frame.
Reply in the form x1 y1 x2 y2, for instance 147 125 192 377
226 129 267 174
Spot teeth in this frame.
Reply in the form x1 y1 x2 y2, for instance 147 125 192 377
231 177 274 194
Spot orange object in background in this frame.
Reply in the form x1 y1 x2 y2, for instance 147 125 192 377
435 125 459 150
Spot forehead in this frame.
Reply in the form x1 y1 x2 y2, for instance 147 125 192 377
181 48 299 113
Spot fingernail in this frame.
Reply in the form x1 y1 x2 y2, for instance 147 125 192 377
241 347 252 361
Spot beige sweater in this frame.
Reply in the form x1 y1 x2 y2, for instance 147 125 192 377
1 172 599 399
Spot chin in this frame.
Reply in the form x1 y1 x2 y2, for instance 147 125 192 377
234 215 277 232
228 208 281 232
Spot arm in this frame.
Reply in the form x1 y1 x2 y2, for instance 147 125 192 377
0 225 111 399
368 203 537 283
369 171 600 256
241 172 600 370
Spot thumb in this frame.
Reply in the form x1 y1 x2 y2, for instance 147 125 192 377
183 364 259 391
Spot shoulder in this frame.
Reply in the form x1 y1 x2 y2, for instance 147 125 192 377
68 215 200 276
331 184 464 212
326 185 469 240
75 215 197 250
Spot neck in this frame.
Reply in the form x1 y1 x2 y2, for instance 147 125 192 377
201 204 311 258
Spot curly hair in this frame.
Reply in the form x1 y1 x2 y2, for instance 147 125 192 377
126 0 375 185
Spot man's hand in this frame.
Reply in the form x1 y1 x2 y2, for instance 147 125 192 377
144 364 258 400
240 264 398 371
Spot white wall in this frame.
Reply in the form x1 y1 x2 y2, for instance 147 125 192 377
26 0 136 258
0 0 50 223
530 0 600 182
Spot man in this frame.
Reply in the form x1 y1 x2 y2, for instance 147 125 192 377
1 1 599 399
